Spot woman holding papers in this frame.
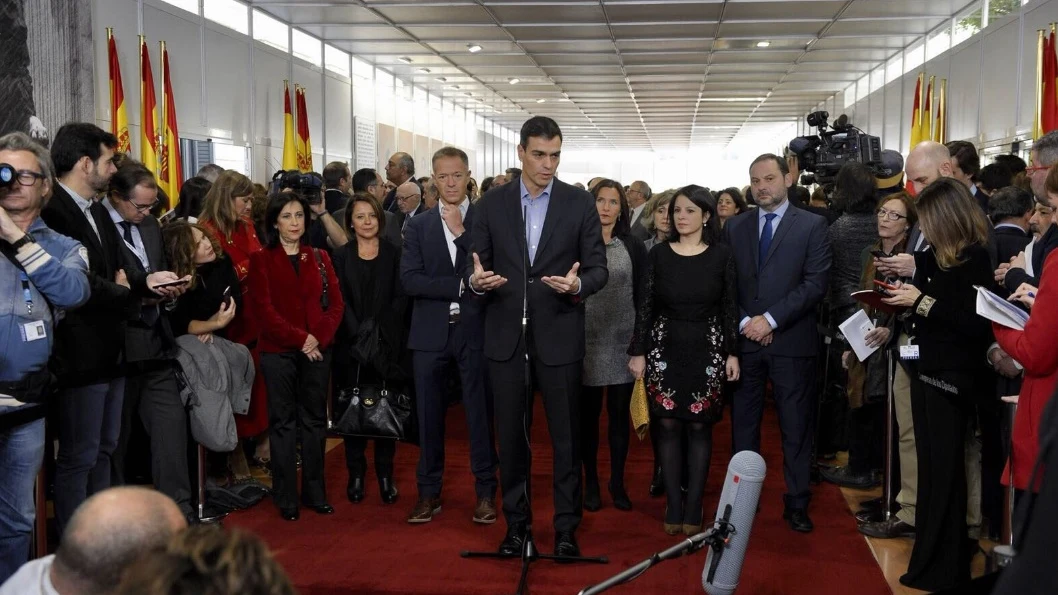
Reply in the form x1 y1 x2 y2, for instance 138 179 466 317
992 250 1058 494
880 179 993 592
827 192 916 490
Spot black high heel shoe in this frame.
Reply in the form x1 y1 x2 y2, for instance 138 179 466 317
648 465 665 497
347 475 365 503
609 481 632 511
379 477 399 504
583 476 602 512
279 507 299 521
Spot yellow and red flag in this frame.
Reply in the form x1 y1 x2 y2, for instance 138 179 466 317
908 73 924 152
295 85 313 172
160 41 183 209
920 76 934 148
107 28 131 154
282 81 297 170
932 78 947 144
139 35 159 175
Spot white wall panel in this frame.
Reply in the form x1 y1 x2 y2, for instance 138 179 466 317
252 46 288 175
205 28 251 144
324 76 352 159
143 6 202 135
883 77 903 152
980 21 1021 141
948 41 981 142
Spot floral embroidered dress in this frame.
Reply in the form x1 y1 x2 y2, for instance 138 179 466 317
631 242 739 422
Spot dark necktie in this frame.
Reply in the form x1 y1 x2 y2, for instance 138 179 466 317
120 221 135 245
758 213 777 271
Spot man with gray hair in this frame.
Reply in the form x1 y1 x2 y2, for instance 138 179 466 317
383 152 415 212
0 486 187 595
0 132 91 582
997 130 1058 291
627 180 652 240
195 163 224 184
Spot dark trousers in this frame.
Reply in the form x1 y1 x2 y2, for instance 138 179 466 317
115 363 192 515
54 377 125 535
580 383 633 488
261 350 330 510
490 333 582 533
731 351 816 509
902 373 974 591
847 401 885 474
344 437 395 479
412 322 497 499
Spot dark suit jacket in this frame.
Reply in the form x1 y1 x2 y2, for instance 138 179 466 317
1006 223 1058 291
41 185 132 384
723 203 832 357
469 178 608 365
401 203 483 352
975 187 990 214
395 202 428 235
111 212 175 362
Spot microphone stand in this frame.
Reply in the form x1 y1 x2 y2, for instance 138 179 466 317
577 524 728 595
460 206 607 595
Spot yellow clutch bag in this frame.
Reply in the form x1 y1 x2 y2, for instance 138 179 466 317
630 378 649 440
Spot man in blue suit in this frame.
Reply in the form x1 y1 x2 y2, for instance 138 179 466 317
724 153 832 533
400 146 498 526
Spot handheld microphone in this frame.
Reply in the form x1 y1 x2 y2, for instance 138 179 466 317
702 451 767 595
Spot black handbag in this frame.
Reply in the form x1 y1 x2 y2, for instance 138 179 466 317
332 363 415 442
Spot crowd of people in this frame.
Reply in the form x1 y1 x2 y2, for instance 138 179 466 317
0 113 1055 593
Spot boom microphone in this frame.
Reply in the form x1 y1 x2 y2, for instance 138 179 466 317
702 451 766 595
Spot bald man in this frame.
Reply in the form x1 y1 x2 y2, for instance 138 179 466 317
0 487 186 595
383 152 415 212
395 181 425 235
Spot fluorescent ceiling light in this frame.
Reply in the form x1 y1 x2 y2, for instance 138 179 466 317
699 97 766 102
467 43 482 53
756 41 771 48
508 77 520 85
417 68 431 73
397 56 413 64
435 77 447 83
536 99 546 103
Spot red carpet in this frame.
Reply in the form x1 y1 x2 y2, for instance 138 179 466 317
225 402 890 595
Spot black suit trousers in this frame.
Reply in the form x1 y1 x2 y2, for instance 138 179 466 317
489 330 583 533
412 321 497 499
261 350 330 510
731 350 816 509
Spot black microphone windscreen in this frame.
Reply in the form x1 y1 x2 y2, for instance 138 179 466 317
703 451 766 595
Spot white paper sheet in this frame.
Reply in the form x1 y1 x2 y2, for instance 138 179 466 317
838 310 879 363
974 285 1028 330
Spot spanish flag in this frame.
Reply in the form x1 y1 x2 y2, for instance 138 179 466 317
160 41 183 208
139 36 159 176
282 81 297 170
107 29 131 154
295 85 313 172
921 76 934 148
908 73 924 151
932 78 947 143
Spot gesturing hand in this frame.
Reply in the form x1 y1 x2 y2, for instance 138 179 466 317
541 262 581 295
209 299 237 329
470 252 507 292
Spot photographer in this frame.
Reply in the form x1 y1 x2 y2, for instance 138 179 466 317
276 170 347 251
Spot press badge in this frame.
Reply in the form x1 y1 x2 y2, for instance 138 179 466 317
900 344 920 360
21 321 47 342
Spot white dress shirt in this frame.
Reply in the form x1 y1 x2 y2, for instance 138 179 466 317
59 182 100 242
440 198 470 316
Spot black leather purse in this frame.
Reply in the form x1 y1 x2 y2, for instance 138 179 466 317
332 363 415 442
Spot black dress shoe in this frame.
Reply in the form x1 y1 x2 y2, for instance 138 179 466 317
583 479 602 512
858 517 915 539
379 477 399 504
553 531 580 560
783 508 814 533
347 475 365 503
609 482 632 511
498 524 527 556
279 507 299 521
820 465 879 489
648 465 665 497
304 502 335 515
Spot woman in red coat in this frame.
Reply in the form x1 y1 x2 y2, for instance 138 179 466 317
248 193 344 521
198 171 271 464
993 250 1058 491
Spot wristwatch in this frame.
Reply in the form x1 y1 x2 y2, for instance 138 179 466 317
8 233 35 251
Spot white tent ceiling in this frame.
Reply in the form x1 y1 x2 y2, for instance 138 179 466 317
250 0 980 150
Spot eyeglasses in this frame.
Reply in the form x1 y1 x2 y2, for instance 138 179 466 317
877 207 907 221
131 200 160 212
0 166 45 187
1027 164 1050 174
397 193 420 202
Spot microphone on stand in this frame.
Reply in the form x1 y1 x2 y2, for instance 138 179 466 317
703 451 767 595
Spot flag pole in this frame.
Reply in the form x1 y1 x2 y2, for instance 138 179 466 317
160 40 167 165
1037 30 1044 140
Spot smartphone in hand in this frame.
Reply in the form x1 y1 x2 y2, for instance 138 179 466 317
870 249 890 259
873 279 897 296
153 278 191 289
221 285 233 306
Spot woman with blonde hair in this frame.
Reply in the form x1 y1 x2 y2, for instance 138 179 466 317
641 190 675 251
880 178 993 591
198 171 271 470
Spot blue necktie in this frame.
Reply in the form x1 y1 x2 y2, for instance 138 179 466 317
758 213 777 271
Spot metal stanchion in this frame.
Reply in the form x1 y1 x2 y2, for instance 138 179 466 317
197 444 226 524
881 350 896 522
989 400 1018 571
33 464 47 558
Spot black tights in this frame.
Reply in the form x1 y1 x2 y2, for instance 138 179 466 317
580 384 633 488
658 417 713 526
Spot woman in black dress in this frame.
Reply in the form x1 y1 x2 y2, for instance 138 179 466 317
162 220 239 341
333 192 409 505
632 189 740 535
881 179 993 591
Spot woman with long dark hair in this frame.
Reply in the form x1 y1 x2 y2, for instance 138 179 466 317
631 189 739 535
579 179 648 512
881 178 993 590
247 193 343 521
333 192 409 505
715 187 748 228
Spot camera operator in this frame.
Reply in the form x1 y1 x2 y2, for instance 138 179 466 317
0 132 91 582
277 170 346 251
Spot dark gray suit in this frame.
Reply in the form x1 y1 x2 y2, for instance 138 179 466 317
725 201 831 510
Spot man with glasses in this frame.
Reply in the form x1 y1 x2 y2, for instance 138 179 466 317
0 132 91 582
626 180 652 241
103 161 195 521
395 180 425 236
997 131 1058 292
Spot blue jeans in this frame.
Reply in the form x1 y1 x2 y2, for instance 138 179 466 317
54 378 125 536
0 408 45 584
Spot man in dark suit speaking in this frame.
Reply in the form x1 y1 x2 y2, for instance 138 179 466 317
468 116 607 558
725 154 831 533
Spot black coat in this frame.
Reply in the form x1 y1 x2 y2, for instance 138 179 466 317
468 177 608 365
1005 223 1058 291
40 185 131 385
110 208 176 362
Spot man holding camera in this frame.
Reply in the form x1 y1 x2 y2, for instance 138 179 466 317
279 170 347 252
0 132 91 582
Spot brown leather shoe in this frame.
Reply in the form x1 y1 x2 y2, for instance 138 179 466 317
407 497 441 524
473 497 497 524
